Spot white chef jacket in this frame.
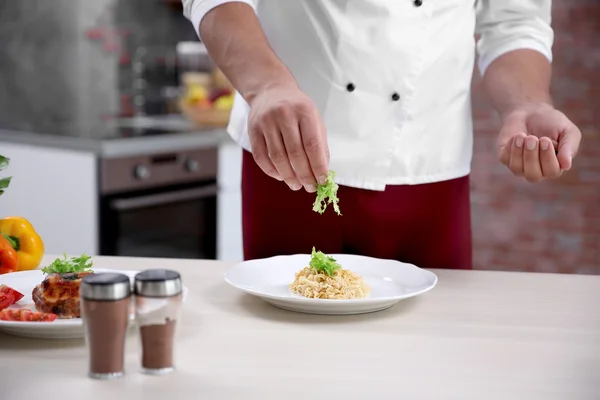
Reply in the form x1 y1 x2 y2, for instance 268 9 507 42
183 0 553 190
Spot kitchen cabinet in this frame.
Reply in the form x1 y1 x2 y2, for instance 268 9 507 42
0 131 243 261
0 142 98 255
217 140 243 261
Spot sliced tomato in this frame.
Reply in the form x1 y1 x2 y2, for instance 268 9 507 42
0 284 24 303
0 293 14 311
0 308 18 320
25 311 57 322
0 308 57 322
18 309 31 321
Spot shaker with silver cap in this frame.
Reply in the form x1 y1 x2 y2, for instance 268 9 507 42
81 272 132 380
134 269 183 375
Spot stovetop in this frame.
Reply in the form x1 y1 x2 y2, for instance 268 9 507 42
104 126 191 139
0 115 229 159
102 115 201 140
0 114 202 140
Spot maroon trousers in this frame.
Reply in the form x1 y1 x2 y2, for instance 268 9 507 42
241 150 472 270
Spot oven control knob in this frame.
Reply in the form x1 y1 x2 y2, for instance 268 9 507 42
184 158 200 172
134 164 150 180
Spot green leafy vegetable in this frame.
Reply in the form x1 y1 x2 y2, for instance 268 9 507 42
0 155 10 196
309 246 341 276
312 170 341 216
0 177 10 196
0 155 8 170
41 253 94 275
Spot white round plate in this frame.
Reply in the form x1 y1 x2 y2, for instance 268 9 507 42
224 254 438 315
0 269 188 339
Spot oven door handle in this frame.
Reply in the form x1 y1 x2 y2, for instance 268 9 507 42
110 184 218 211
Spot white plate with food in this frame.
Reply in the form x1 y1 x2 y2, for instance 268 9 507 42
224 248 438 315
0 255 188 339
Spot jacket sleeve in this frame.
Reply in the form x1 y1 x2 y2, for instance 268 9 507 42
475 0 554 76
182 0 256 38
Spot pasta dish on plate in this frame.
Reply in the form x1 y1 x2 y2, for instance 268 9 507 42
290 248 370 300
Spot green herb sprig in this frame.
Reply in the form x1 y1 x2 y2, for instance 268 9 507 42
312 170 341 216
309 247 341 276
0 155 11 196
41 253 94 275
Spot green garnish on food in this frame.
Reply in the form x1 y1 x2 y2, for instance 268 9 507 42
0 155 11 196
309 246 341 276
41 253 93 275
312 170 341 216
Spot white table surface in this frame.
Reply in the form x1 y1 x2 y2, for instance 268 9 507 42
1 255 599 400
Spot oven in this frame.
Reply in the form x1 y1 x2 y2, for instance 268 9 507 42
98 147 217 259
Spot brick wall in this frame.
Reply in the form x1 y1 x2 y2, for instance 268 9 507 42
470 0 600 274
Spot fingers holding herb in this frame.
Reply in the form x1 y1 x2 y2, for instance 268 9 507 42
262 123 302 191
280 118 317 192
299 111 330 187
247 85 330 192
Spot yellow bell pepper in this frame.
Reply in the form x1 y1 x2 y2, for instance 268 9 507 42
0 216 44 271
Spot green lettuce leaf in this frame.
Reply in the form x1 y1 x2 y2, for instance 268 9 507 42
308 247 341 276
41 254 94 275
312 170 341 216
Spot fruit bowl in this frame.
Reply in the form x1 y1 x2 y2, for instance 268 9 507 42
179 99 232 127
178 74 235 128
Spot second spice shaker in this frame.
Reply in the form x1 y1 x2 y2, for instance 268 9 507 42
134 269 183 375
81 273 132 380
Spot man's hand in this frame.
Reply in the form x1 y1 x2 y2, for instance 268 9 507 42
497 103 582 182
248 84 330 192
197 2 330 193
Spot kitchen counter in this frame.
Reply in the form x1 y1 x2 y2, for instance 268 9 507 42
0 115 232 158
0 127 231 158
1 255 599 400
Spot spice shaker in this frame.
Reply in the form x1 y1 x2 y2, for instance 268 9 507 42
134 269 183 375
81 273 132 380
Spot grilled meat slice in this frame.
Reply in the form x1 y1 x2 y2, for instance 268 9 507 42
31 272 93 319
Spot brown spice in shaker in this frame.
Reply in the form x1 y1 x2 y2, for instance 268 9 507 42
83 297 130 375
135 269 183 375
140 319 177 370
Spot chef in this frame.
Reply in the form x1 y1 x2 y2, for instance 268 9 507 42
182 0 581 269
